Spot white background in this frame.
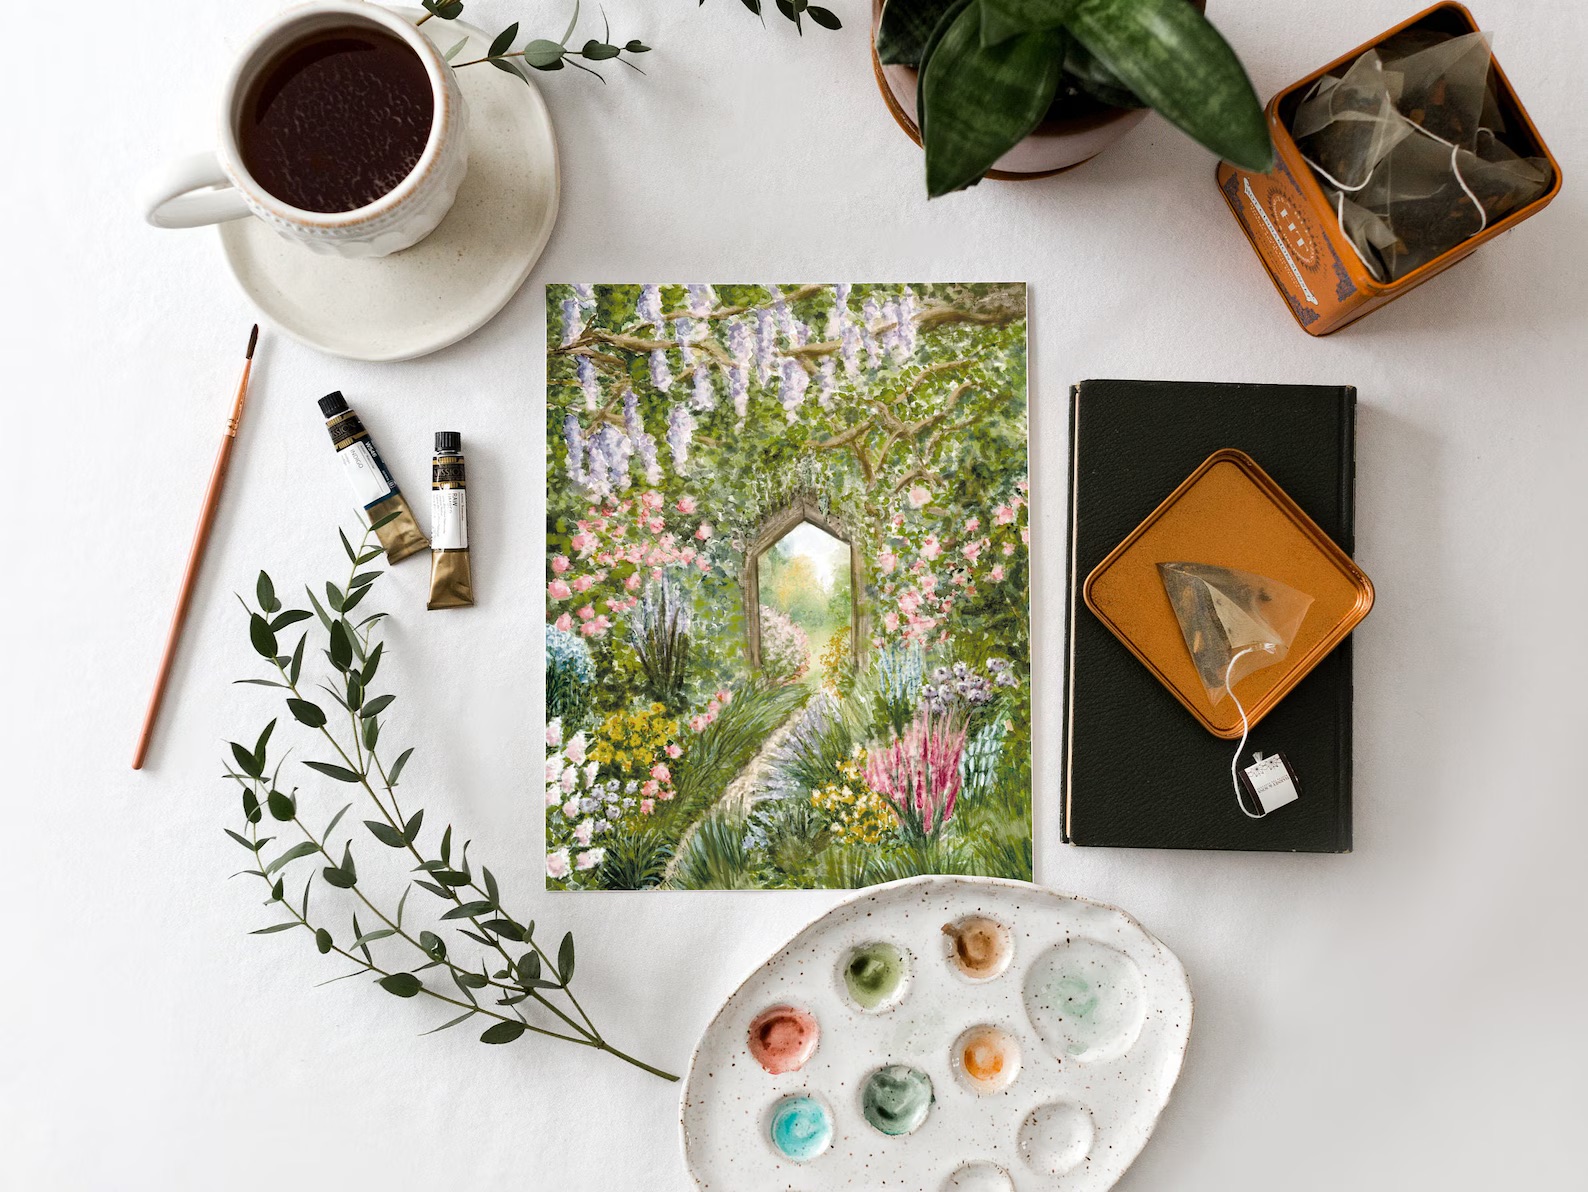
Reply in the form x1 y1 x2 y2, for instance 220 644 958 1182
4 1 1586 1188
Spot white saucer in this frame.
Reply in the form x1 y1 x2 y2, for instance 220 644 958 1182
218 9 559 362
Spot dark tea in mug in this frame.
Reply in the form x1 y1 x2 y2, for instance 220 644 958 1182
239 24 434 213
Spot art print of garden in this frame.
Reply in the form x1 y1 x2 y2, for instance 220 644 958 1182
545 283 1030 890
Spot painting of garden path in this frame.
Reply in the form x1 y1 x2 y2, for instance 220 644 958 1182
545 283 1030 890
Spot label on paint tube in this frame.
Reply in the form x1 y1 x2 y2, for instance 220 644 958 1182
338 440 397 509
431 488 468 550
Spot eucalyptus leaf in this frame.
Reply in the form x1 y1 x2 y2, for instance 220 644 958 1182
365 820 407 848
378 972 423 998
441 901 495 921
921 4 1067 196
267 789 296 822
403 809 424 844
557 932 576 984
480 1020 527 1044
287 698 326 729
270 609 313 632
249 614 278 660
289 633 307 685
421 1010 476 1035
256 571 280 615
304 760 364 784
443 37 469 62
389 747 415 786
361 694 395 719
420 930 447 959
323 802 353 839
339 528 357 564
807 5 841 30
1066 0 1272 171
315 928 333 954
231 741 264 780
250 922 300 935
329 620 352 671
523 39 566 68
368 511 402 532
488 21 519 59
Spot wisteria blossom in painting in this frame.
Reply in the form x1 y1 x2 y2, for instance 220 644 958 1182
544 284 1031 891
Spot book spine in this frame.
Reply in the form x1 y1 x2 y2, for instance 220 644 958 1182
1060 384 1082 844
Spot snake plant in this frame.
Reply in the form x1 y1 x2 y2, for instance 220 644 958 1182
878 0 1274 196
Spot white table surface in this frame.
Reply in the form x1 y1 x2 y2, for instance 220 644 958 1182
5 1 1586 1188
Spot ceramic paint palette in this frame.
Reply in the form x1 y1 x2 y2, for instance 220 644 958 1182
681 877 1193 1191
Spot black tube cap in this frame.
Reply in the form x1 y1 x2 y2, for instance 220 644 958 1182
435 431 461 453
318 391 349 418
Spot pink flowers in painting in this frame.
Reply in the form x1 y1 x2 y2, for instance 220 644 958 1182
865 712 968 835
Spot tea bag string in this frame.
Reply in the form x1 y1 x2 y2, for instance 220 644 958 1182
1301 114 1489 228
1224 646 1269 819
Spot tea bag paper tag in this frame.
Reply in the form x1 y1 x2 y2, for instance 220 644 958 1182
1239 752 1300 816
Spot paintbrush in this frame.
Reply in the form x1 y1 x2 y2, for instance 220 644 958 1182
132 324 260 771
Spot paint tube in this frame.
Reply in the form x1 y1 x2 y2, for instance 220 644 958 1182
317 392 429 564
427 431 474 609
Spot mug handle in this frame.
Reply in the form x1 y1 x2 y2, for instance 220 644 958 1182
140 151 252 228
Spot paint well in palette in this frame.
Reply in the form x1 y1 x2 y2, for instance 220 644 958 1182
943 1161 1015 1191
861 1064 935 1136
1024 939 1146 1064
767 1094 833 1163
747 1005 820 1075
943 915 1012 981
952 1024 1021 1093
841 941 908 1011
1018 1100 1095 1176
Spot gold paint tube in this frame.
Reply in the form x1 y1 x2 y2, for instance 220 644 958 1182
427 431 475 610
318 391 428 564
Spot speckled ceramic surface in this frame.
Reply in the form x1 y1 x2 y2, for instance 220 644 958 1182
218 8 558 361
681 876 1193 1191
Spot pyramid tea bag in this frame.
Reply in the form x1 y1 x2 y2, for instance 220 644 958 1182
1292 30 1553 282
1157 563 1314 705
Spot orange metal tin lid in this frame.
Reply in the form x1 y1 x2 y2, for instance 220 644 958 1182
1083 449 1374 739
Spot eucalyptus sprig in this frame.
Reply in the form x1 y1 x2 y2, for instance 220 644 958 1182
224 518 676 1082
420 0 650 82
706 0 843 34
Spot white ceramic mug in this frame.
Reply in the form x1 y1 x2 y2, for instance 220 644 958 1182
139 2 468 259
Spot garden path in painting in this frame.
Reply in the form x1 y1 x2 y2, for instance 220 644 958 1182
545 283 1032 890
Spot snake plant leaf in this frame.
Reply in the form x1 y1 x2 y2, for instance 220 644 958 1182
1066 0 1273 171
877 0 960 66
922 3 1068 196
1064 37 1145 108
980 0 1077 47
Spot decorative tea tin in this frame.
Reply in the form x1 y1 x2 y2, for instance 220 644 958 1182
1083 449 1374 739
1215 2 1562 336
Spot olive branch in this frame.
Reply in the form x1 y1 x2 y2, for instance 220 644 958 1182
224 518 676 1081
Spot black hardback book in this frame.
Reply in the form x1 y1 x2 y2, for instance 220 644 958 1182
1062 379 1356 853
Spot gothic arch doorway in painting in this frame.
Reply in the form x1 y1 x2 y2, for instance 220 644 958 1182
742 492 868 673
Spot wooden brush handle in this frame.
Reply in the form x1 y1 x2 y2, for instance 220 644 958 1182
131 432 238 770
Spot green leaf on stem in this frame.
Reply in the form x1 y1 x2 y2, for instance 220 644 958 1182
361 642 384 684
444 37 469 62
389 747 415 787
339 528 357 564
235 679 289 688
420 930 447 960
441 901 495 920
345 674 364 712
582 39 621 60
315 928 333 953
342 584 372 614
560 0 582 45
232 741 265 780
480 1021 527 1044
517 952 541 983
362 716 379 751
625 40 650 53
379 972 423 998
265 841 318 875
482 866 500 905
256 571 280 615
306 586 334 632
416 880 452 899
483 919 524 942
403 809 424 844
365 820 407 848
329 620 353 671
224 828 256 850
287 698 326 729
267 789 296 821
421 1009 476 1034
250 614 278 660
523 39 566 68
250 921 299 935
289 633 307 685
304 760 364 784
453 970 489 989
807 5 841 30
242 789 261 824
488 21 519 59
369 511 402 532
439 824 452 864
352 928 397 947
324 802 353 839
558 932 576 984
270 609 312 633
